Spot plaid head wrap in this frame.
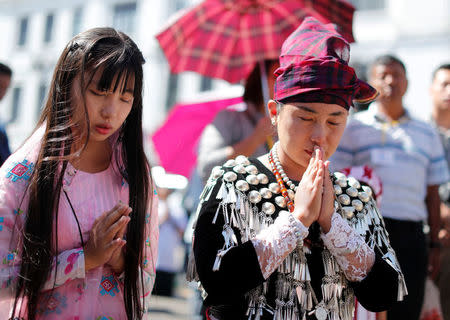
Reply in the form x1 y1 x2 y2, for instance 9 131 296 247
274 17 378 109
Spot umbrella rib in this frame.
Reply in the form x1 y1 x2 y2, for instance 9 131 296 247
163 2 226 71
261 5 276 57
194 7 237 77
269 1 310 28
214 10 243 80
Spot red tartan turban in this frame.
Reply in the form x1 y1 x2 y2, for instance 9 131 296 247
274 17 378 110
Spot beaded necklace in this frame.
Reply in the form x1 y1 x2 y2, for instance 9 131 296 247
268 141 297 213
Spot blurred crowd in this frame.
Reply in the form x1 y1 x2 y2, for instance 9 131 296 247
0 2 448 320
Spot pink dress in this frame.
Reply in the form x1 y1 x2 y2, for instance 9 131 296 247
0 127 159 319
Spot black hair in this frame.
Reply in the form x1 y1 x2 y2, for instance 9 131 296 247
432 63 450 81
243 59 278 110
11 27 152 320
368 54 407 79
0 62 12 76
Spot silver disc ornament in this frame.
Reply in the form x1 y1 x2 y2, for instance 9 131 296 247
275 196 286 208
259 188 272 199
315 305 328 320
257 173 269 184
245 165 258 175
249 190 262 204
338 194 351 206
233 164 246 174
223 171 237 182
235 180 249 192
246 174 259 185
224 159 236 167
269 183 281 194
262 202 276 215
235 155 250 166
334 184 342 195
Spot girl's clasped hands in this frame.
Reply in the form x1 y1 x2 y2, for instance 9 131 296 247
84 202 132 273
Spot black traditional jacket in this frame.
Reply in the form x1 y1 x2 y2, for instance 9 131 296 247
190 156 406 320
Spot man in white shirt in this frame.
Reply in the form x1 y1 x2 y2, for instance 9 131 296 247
331 55 449 320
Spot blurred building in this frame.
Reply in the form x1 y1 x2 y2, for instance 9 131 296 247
0 0 448 151
349 0 449 118
0 0 236 151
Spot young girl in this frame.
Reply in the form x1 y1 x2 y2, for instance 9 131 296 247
0 28 158 319
190 17 406 320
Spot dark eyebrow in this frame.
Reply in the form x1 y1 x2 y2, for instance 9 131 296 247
297 106 317 114
296 105 345 116
90 80 134 94
122 88 134 94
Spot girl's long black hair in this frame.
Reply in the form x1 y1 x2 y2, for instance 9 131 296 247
11 27 152 319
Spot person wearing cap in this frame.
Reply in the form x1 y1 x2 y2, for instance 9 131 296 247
330 55 449 320
188 17 405 320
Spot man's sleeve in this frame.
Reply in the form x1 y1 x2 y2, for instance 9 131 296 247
427 128 449 186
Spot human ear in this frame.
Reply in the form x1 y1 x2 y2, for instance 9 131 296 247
267 100 278 125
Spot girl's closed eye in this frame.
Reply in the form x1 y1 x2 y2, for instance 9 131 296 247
120 94 133 104
89 89 107 96
299 117 313 121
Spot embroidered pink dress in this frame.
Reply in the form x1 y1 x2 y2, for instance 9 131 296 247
0 127 159 319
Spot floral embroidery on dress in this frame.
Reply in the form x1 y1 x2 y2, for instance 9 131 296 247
0 217 3 231
96 316 113 320
2 249 17 265
37 292 68 315
145 213 150 224
143 257 148 268
99 275 120 296
64 250 82 274
6 159 34 182
13 208 23 215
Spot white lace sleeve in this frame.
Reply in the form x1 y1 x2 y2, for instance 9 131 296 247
251 211 309 279
321 212 375 282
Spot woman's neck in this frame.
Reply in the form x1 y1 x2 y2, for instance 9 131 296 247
276 148 306 181
259 149 306 182
71 140 112 173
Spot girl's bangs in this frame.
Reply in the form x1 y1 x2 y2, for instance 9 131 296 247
88 49 140 95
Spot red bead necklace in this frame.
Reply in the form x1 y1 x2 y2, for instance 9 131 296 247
268 150 295 213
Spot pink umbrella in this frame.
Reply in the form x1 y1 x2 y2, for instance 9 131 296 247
156 0 355 83
151 96 244 177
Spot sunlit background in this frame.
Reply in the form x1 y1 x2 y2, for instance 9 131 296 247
0 0 448 153
0 1 448 318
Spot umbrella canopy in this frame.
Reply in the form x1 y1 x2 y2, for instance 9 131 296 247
151 96 244 177
156 0 355 83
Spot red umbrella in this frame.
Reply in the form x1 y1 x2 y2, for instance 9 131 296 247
156 0 355 84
